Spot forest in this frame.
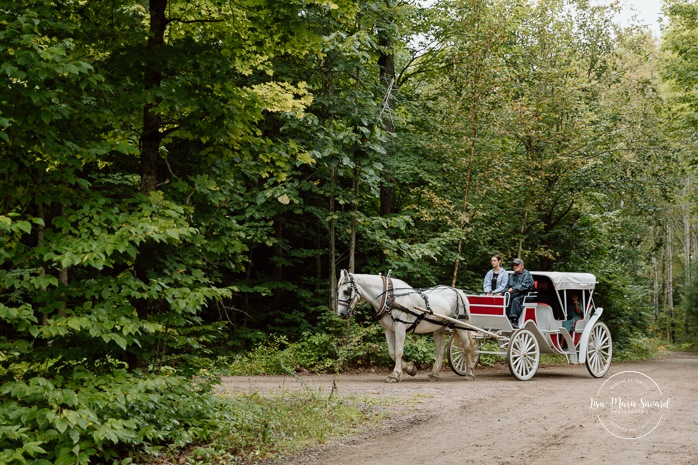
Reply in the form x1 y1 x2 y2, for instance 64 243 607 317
2 0 698 463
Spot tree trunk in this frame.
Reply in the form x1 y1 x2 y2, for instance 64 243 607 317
683 175 692 335
37 202 48 326
348 65 362 273
140 0 167 194
667 223 675 343
517 208 529 260
315 222 323 281
322 54 336 310
652 256 659 323
128 0 168 372
349 163 360 273
451 121 477 287
272 213 284 310
329 163 337 311
378 6 397 216
58 203 67 318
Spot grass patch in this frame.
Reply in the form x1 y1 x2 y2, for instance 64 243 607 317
662 341 698 353
137 385 395 464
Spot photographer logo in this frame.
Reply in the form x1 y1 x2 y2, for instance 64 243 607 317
589 370 669 439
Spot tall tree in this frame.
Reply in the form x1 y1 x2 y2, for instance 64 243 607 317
661 0 698 339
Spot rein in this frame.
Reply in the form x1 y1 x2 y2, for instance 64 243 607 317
385 299 469 332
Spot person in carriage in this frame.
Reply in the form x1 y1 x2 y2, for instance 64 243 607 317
483 254 508 296
562 290 585 333
506 258 535 327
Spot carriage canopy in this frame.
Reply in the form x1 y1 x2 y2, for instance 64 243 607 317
530 271 597 291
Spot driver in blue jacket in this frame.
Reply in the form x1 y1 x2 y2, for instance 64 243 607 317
506 258 535 327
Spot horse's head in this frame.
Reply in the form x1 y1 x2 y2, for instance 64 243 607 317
336 269 360 319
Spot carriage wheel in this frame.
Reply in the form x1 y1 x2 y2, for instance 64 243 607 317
472 335 486 367
585 322 613 378
507 329 540 381
447 333 475 376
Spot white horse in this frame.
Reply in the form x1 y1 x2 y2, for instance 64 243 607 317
336 270 476 383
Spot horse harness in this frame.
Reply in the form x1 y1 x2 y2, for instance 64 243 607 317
376 275 471 333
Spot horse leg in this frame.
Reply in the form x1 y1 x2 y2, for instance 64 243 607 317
404 359 417 377
428 329 446 381
385 327 408 383
384 328 395 361
382 329 400 383
395 327 418 378
455 329 476 380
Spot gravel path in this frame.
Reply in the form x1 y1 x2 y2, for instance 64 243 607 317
219 351 697 465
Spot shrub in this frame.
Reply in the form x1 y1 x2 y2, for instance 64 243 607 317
613 336 661 362
0 366 223 464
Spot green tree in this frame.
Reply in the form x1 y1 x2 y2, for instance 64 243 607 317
1 0 329 461
660 0 698 342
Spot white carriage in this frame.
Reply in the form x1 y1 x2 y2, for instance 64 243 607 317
447 271 613 381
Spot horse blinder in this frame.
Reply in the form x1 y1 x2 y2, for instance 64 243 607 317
336 276 360 318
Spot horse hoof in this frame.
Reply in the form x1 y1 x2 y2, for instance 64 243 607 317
406 362 417 377
428 373 439 382
463 372 475 381
386 375 400 383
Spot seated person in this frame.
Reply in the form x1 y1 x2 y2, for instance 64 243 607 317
506 258 535 327
483 254 508 296
562 291 584 333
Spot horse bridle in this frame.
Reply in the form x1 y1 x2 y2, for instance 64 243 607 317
337 273 362 317
338 272 394 320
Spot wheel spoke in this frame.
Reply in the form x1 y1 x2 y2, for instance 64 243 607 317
524 339 535 352
447 335 472 376
589 353 601 371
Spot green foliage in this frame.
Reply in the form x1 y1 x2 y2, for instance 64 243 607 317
0 0 691 462
471 340 504 368
667 341 698 352
221 318 453 377
613 337 662 362
222 319 391 375
224 335 310 376
662 0 698 118
0 366 223 464
402 334 441 368
681 262 698 339
327 317 393 370
1 364 380 465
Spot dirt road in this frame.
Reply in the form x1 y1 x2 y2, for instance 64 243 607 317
219 351 697 465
